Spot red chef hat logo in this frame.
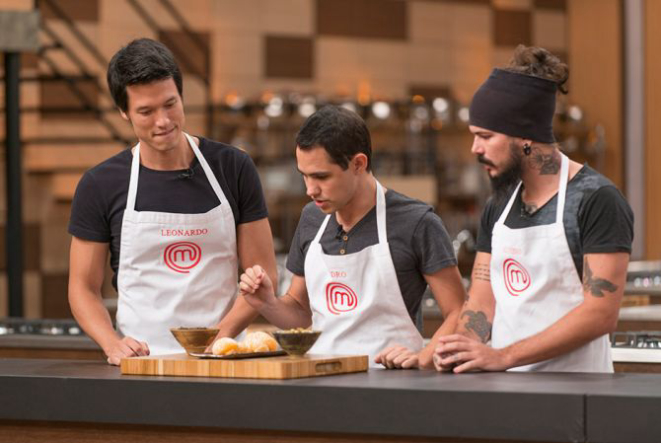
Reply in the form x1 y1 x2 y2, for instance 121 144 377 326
164 241 202 273
326 282 358 315
503 258 531 296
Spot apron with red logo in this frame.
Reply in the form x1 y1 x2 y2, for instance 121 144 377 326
490 154 612 372
116 133 239 355
304 180 423 366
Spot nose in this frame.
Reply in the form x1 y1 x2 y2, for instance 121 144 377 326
155 108 171 128
470 136 483 155
305 178 319 198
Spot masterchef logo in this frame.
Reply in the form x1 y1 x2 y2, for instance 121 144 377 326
503 258 531 296
326 282 358 315
164 241 202 274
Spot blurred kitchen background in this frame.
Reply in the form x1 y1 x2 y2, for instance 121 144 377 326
0 0 659 366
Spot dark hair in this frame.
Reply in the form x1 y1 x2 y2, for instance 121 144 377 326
296 105 372 171
107 38 183 112
505 45 569 94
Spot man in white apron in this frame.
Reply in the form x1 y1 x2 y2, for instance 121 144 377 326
434 45 633 373
68 39 277 364
238 106 466 368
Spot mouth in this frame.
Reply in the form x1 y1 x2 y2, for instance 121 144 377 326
154 127 176 137
313 199 327 207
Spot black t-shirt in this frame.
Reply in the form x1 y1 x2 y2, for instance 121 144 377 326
68 137 268 289
286 190 458 325
476 165 634 277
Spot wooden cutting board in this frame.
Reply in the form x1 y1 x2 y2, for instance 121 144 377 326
120 353 369 379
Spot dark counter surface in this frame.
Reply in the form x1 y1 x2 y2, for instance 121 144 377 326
0 358 660 443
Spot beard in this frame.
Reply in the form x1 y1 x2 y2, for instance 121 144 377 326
478 140 523 205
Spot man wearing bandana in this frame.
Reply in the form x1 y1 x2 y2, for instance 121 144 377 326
434 45 634 373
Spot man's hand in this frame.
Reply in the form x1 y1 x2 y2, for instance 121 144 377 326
239 265 276 310
105 337 149 366
435 334 511 373
374 345 419 369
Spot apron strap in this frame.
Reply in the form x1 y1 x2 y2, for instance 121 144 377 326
126 142 141 211
125 134 231 212
184 133 230 207
375 180 387 244
312 215 332 245
555 154 569 222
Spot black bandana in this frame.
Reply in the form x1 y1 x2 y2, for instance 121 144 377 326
469 68 557 144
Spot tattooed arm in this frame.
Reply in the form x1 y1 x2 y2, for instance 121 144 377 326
437 253 628 373
455 252 496 342
432 252 496 372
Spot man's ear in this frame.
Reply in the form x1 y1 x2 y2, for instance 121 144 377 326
119 109 129 121
351 153 369 173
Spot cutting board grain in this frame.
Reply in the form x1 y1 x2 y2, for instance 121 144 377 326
120 353 368 379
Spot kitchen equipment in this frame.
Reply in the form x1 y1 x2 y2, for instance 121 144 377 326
611 331 661 372
120 353 368 379
170 328 219 355
625 260 661 296
271 330 321 356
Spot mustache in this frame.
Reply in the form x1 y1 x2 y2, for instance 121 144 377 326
477 155 496 168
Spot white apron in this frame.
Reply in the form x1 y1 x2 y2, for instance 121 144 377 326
116 133 239 355
490 154 612 372
304 181 423 367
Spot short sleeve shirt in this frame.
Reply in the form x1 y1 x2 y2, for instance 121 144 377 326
68 137 268 290
476 165 634 277
286 190 457 324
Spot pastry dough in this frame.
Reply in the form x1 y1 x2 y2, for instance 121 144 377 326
211 331 277 355
211 337 238 356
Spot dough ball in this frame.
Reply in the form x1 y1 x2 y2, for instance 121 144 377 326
212 337 238 356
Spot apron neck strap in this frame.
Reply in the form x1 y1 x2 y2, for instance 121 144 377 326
126 133 229 211
375 180 387 243
310 178 387 246
496 151 569 226
555 153 569 221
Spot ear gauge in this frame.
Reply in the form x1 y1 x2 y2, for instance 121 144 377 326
523 143 532 156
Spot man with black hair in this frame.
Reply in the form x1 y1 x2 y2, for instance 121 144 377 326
433 45 633 373
68 38 276 365
238 105 466 369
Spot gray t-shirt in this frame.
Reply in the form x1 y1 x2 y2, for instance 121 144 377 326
286 189 457 326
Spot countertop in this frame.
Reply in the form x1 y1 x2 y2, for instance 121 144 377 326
0 358 660 442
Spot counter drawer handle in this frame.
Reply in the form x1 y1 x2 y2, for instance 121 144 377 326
315 361 342 373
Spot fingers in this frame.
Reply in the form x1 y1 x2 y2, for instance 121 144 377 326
106 337 150 366
377 346 418 370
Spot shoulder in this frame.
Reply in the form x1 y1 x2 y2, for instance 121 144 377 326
76 149 131 193
299 201 327 226
384 189 433 221
571 166 631 213
198 137 253 167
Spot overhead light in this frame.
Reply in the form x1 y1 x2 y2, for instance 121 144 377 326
371 101 390 120
225 92 245 110
457 106 470 123
413 105 429 121
298 97 316 118
568 105 583 122
432 97 449 114
340 101 357 113
265 96 284 118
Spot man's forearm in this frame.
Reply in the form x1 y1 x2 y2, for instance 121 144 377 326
454 303 493 343
258 294 312 330
70 290 120 353
419 308 461 368
500 302 616 368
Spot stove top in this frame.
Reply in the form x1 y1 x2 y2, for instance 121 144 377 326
0 318 84 336
611 331 661 363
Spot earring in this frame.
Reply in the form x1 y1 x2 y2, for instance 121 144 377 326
523 143 532 156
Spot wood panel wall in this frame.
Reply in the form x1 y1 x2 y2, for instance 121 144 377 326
645 0 661 259
567 0 623 188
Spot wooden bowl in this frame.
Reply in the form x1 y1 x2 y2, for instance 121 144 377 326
170 327 219 355
271 330 321 356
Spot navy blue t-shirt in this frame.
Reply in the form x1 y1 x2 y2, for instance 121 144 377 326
68 137 268 289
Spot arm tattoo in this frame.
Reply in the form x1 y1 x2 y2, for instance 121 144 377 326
472 263 490 282
529 148 561 175
582 258 618 297
461 310 492 343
